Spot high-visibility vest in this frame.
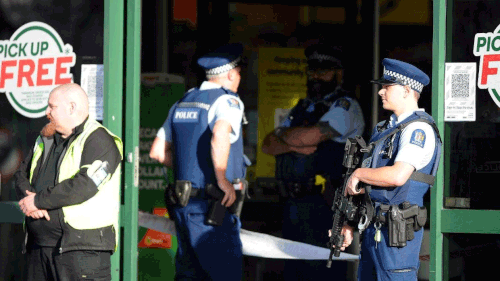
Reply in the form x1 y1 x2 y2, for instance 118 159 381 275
30 119 123 236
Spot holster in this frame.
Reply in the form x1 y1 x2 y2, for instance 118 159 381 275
164 180 192 208
230 179 248 217
387 202 427 247
205 179 248 226
205 183 227 226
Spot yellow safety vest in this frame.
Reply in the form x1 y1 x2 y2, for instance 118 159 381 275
29 119 123 236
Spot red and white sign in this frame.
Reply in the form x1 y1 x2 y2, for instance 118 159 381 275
138 207 173 249
474 23 500 108
0 21 76 118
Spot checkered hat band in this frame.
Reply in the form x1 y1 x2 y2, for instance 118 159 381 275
205 57 241 75
384 69 424 92
308 53 341 66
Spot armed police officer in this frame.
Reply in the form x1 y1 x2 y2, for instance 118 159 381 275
340 58 442 280
149 43 249 280
262 43 365 280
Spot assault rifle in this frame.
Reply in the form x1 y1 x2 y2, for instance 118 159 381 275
326 135 373 268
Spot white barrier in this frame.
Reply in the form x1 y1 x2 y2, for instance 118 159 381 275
138 210 359 261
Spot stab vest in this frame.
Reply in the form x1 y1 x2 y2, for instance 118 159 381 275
171 87 245 189
275 91 351 183
367 111 442 206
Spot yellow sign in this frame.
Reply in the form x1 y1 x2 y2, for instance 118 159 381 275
380 0 431 24
256 47 307 178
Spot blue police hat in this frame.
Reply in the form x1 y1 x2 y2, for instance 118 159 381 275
371 58 430 93
197 43 243 76
304 44 343 69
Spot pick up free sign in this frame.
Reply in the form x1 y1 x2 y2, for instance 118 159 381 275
0 21 76 118
474 23 500 108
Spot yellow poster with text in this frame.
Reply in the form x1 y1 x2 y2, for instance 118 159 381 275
256 47 307 178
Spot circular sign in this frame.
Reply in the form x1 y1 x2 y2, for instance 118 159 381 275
0 21 76 118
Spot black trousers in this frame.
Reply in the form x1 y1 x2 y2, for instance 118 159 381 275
27 245 111 281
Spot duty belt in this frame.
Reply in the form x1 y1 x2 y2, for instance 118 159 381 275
277 179 322 198
165 180 248 217
372 202 427 248
189 188 204 198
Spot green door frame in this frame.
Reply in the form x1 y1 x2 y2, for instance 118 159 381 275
0 1 141 280
430 1 446 280
104 0 141 280
431 1 500 280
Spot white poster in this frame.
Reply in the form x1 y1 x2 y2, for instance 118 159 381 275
444 62 476 121
81 64 104 120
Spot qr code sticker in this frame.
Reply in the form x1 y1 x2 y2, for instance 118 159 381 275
451 73 470 99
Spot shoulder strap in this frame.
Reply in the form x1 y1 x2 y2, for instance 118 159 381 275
409 171 436 185
371 117 442 185
371 117 441 147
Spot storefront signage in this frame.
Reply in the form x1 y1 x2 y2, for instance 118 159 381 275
0 21 76 118
474 23 500 108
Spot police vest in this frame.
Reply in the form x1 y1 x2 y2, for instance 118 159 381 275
275 91 352 183
171 87 245 189
366 111 442 206
29 119 123 234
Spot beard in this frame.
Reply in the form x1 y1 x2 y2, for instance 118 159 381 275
306 80 338 100
41 118 57 137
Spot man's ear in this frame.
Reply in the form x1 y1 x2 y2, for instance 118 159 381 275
228 69 236 81
336 69 343 85
70 102 76 114
403 85 411 98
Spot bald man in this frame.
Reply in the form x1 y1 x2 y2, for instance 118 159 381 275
15 83 123 281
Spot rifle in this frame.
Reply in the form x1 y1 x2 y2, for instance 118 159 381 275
326 135 373 268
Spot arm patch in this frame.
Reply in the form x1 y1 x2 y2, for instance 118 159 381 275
334 98 351 111
87 160 111 188
227 98 240 109
409 129 426 148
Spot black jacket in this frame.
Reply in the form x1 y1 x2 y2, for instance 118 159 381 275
15 118 121 254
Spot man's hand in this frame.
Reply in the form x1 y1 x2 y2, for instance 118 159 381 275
329 224 354 251
345 169 365 196
219 179 236 207
19 190 40 215
28 210 51 221
20 191 51 220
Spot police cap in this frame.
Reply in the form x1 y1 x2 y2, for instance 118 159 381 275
197 43 243 76
371 58 430 93
304 44 343 70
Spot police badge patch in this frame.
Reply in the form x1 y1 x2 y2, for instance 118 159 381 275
228 98 240 109
410 129 426 148
334 98 351 111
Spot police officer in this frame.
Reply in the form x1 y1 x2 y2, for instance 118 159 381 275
262 43 365 280
341 58 442 280
149 43 248 280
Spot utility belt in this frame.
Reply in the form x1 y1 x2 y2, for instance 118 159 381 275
374 202 427 248
164 179 248 226
277 178 322 199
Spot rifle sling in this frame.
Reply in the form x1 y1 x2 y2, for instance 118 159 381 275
409 171 435 185
371 118 440 186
